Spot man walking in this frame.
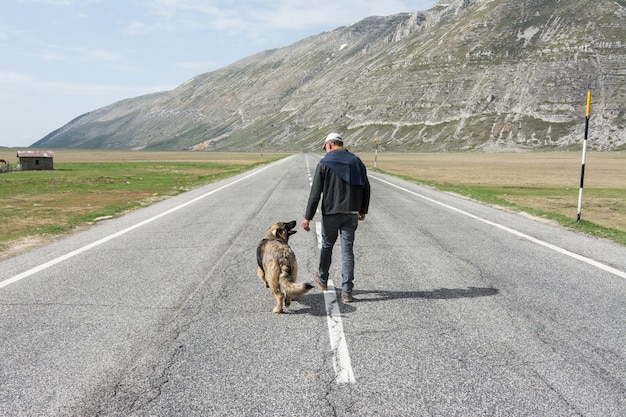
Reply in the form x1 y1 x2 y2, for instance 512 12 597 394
303 133 371 303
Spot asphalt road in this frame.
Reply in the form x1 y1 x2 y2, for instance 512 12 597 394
1 153 624 416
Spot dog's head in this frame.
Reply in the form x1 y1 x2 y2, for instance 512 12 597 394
268 220 297 243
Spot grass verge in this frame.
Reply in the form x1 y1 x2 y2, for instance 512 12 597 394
0 152 287 258
387 174 626 246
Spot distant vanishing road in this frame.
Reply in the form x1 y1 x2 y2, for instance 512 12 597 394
1 154 624 416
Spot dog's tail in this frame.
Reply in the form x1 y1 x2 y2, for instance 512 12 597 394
282 280 314 297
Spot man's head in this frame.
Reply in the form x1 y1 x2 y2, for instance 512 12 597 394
323 132 344 151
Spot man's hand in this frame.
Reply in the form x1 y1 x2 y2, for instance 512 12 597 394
302 219 311 231
357 213 366 221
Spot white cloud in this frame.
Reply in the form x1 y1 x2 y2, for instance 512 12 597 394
125 21 152 34
0 70 171 96
0 23 22 40
42 53 65 61
0 71 35 84
39 0 72 5
175 61 216 71
76 47 122 63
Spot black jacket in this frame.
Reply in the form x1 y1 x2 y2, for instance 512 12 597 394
305 150 370 220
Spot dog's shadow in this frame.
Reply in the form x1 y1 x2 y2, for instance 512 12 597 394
287 286 499 316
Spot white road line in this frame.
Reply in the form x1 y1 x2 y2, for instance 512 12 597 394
316 221 356 384
323 281 356 383
0 159 290 290
370 174 626 280
306 153 356 384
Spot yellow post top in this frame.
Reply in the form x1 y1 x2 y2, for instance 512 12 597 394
586 90 592 117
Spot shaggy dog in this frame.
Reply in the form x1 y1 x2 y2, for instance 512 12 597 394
257 221 313 313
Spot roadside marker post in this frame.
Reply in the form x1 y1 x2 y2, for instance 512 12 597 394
259 139 264 163
374 137 379 170
577 90 592 224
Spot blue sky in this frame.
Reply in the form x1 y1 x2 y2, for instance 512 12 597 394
1 0 436 148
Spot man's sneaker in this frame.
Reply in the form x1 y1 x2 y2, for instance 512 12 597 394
341 294 353 303
313 273 327 291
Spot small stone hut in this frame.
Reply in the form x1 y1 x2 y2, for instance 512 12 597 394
17 150 55 170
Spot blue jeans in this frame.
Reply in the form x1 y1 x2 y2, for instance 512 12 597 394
318 213 359 296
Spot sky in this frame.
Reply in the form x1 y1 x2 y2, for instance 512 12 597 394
1 0 437 148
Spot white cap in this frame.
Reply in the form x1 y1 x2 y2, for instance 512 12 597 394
323 132 343 149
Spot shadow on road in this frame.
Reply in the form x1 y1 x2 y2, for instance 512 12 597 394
353 286 499 301
289 286 499 316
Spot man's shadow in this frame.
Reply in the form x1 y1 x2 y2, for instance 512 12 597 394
290 286 499 316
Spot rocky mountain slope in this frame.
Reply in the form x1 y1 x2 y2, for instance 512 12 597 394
34 0 626 152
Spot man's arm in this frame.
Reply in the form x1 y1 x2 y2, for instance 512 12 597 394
360 175 371 215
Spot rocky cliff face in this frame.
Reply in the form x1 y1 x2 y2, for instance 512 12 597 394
34 0 626 152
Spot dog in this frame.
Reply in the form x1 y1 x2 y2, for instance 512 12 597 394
257 221 313 313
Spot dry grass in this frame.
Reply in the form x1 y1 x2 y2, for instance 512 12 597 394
363 151 626 235
0 148 273 164
363 152 626 188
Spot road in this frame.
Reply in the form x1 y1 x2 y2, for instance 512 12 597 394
1 153 625 416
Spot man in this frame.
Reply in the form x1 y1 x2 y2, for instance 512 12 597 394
303 133 370 303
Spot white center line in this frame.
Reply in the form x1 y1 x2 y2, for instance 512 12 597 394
306 154 355 384
316 222 356 384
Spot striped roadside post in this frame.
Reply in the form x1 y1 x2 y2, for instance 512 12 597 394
374 136 379 170
576 90 592 224
259 138 264 162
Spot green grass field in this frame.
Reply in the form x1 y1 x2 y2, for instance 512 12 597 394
1 149 624 258
0 150 286 258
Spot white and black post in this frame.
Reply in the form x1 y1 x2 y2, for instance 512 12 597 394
576 91 592 224
374 136 379 170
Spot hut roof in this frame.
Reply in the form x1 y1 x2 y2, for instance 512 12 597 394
17 150 55 158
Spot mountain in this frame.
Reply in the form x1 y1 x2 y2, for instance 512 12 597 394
33 0 626 152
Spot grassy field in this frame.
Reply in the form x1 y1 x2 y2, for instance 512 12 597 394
0 150 287 258
363 151 626 245
1 149 624 258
